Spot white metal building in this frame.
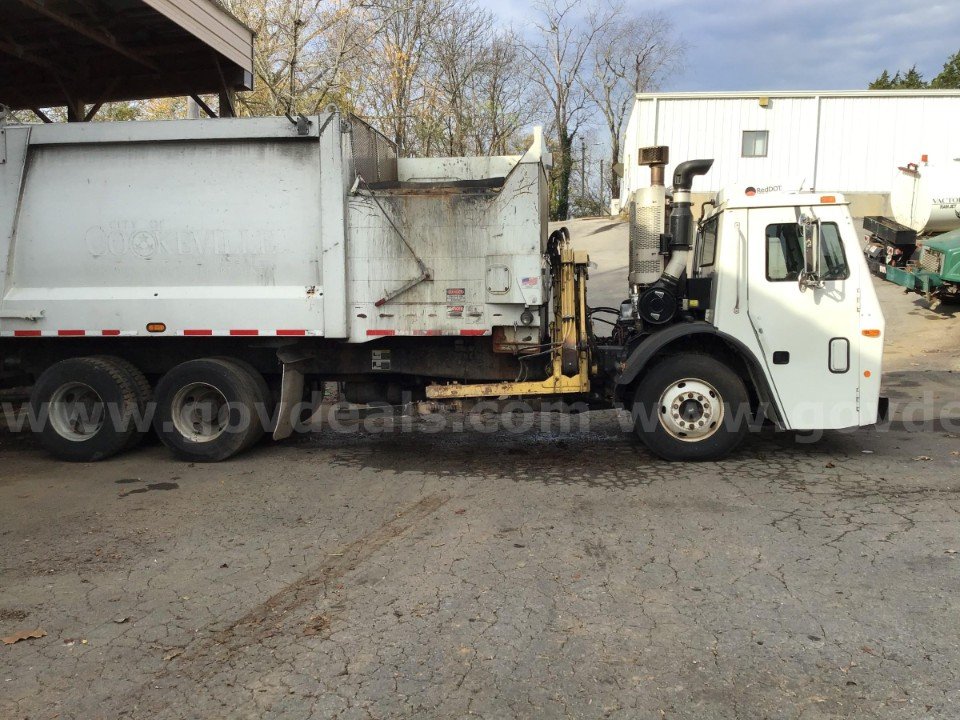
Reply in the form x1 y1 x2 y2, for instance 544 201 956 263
617 90 960 215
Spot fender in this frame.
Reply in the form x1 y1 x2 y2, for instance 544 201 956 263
615 321 784 426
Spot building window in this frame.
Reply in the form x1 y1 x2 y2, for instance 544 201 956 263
742 130 768 158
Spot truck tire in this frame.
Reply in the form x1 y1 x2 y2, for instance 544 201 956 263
152 358 263 462
92 356 152 451
209 356 274 443
30 356 141 462
632 353 749 462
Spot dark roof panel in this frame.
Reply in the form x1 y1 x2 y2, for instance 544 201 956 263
0 0 254 111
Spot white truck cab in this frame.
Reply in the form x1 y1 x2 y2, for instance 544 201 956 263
611 155 886 461
695 190 885 431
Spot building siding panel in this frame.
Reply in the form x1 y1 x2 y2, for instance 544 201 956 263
619 91 960 206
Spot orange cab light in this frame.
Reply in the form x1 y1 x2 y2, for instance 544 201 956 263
862 329 881 338
146 322 167 333
864 370 872 378
820 195 836 203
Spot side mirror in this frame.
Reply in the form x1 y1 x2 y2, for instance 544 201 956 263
798 215 824 290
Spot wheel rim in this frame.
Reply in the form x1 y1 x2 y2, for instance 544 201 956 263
171 382 230 443
658 378 724 442
49 382 105 442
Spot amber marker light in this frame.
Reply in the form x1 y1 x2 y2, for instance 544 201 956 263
862 329 882 338
146 323 167 333
820 195 836 203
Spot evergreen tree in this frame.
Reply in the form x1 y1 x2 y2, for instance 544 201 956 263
930 50 960 88
869 69 893 89
899 65 926 88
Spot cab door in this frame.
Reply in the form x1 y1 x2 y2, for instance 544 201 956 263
746 207 861 429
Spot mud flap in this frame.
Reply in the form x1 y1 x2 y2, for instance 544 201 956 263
877 396 890 423
272 363 306 440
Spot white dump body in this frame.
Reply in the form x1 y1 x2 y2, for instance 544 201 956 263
890 161 960 234
0 114 549 342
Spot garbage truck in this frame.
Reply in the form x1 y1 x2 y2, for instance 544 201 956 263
0 112 885 462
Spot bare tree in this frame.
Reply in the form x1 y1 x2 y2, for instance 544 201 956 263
428 3 491 155
428 12 532 156
361 0 457 153
586 11 684 200
222 0 376 117
523 0 613 220
472 30 534 155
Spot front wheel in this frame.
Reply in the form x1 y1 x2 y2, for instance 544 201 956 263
632 353 750 461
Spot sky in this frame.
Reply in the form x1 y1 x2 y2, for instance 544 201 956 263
487 0 960 91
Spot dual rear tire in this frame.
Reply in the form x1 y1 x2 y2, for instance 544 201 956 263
31 356 271 463
152 358 271 462
30 356 146 462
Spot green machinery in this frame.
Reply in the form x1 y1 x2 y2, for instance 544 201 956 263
865 219 960 308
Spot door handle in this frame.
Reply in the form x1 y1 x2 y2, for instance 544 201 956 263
829 337 850 373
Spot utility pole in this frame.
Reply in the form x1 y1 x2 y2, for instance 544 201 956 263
581 139 586 199
599 159 605 212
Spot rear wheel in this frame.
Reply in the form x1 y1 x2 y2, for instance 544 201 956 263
30 357 141 461
633 353 750 461
153 358 264 462
210 356 273 443
92 356 152 450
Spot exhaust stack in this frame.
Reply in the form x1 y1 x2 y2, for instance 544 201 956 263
628 146 669 297
661 158 714 285
628 155 713 326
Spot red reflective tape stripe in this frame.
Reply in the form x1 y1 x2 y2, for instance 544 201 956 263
229 329 259 336
366 329 395 336
183 329 213 336
101 330 121 336
14 330 42 337
459 330 487 336
276 329 307 336
58 330 85 336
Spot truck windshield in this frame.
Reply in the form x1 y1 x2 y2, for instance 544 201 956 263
766 222 849 281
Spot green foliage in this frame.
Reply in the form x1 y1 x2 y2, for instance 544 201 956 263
869 50 960 90
869 65 927 89
869 69 893 89
570 192 606 218
931 50 960 89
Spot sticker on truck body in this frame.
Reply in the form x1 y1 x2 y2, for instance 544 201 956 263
372 349 391 371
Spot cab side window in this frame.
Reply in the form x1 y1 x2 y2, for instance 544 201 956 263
765 222 849 281
696 216 719 270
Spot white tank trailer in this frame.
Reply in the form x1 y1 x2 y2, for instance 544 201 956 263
889 161 960 234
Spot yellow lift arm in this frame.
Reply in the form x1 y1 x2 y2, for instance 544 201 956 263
426 238 592 400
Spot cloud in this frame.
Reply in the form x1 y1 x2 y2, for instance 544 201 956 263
643 0 960 89
484 0 960 90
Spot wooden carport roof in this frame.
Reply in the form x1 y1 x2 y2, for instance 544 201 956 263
0 0 254 119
